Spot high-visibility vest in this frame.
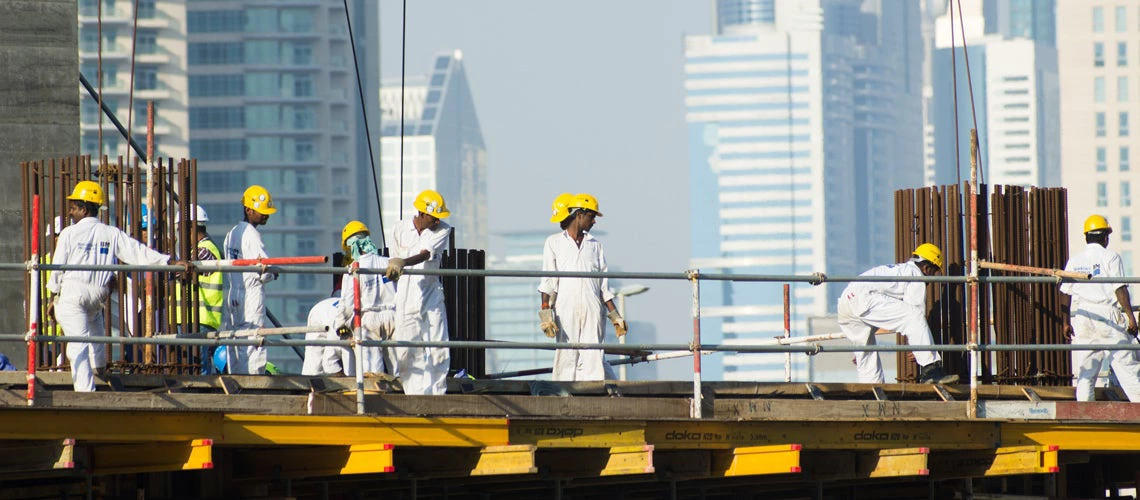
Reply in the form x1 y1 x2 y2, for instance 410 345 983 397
177 238 223 330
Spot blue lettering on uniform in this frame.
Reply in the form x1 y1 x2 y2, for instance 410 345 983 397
1092 264 1102 276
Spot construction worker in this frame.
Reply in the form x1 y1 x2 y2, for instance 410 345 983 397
45 181 187 392
538 193 627 382
1060 215 1140 401
303 270 353 376
175 205 223 373
384 190 452 395
222 185 277 375
837 243 957 385
337 221 397 374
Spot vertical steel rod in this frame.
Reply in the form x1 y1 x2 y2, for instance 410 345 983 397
968 129 980 418
689 269 702 418
353 271 364 415
27 194 40 406
783 283 791 383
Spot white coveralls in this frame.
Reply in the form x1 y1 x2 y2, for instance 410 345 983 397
337 253 397 374
302 296 354 376
222 221 275 374
47 216 171 392
538 231 617 381
1061 242 1140 401
837 261 940 384
390 218 452 395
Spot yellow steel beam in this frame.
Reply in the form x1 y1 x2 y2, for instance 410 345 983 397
471 445 538 476
859 447 930 478
88 439 213 475
234 444 395 479
646 421 999 450
0 410 222 442
713 444 802 477
509 420 646 448
222 415 508 447
929 445 1059 478
601 445 655 476
1004 423 1140 451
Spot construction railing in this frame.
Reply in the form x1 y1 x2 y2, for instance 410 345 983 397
8 259 1140 418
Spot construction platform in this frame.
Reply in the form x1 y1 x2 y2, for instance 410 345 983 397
1 373 1138 499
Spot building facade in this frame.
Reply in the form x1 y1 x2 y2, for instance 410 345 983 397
484 231 553 378
378 51 487 251
1057 1 1138 278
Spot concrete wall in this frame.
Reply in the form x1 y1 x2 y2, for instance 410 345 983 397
0 1 79 366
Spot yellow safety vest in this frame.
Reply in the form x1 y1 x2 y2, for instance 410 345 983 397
177 238 223 330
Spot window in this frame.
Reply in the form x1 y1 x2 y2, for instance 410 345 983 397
199 171 247 192
1120 76 1130 102
1093 6 1104 33
295 205 317 226
190 139 247 161
1097 112 1107 137
1123 146 1131 171
1098 147 1108 171
189 74 243 97
294 139 315 161
1095 76 1106 103
135 65 157 90
136 0 155 19
1119 42 1128 67
189 107 244 129
1098 182 1108 207
293 74 313 97
290 43 312 65
189 42 244 65
187 10 245 33
1116 6 1128 33
1123 217 1134 242
1122 112 1130 137
136 30 157 55
1123 181 1133 207
1095 42 1105 67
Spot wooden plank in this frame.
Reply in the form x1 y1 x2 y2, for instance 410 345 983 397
932 384 955 401
977 401 1057 420
364 394 691 419
715 400 967 421
1055 402 1140 422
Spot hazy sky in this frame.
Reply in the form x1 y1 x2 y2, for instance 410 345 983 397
376 1 712 376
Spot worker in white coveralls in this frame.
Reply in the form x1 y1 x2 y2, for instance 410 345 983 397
837 243 958 385
538 193 627 381
222 185 278 374
337 221 397 375
383 190 453 395
303 272 353 376
45 180 187 392
1060 215 1140 401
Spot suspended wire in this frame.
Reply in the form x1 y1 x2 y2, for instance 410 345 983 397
342 0 385 244
125 0 140 167
954 0 985 185
949 0 961 189
97 0 104 161
399 0 408 222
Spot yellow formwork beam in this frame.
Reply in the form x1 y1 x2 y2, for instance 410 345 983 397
929 445 1059 478
509 420 646 448
89 439 213 475
714 444 802 477
645 421 999 450
235 444 395 479
472 445 538 476
223 415 508 447
1004 423 1140 451
0 410 222 442
859 447 930 478
601 445 655 476
0 439 76 475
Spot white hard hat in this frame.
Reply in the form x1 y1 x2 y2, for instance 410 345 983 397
193 204 209 223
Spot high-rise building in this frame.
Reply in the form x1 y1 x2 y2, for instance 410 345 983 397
1057 1 1138 278
929 0 1059 188
484 231 552 377
984 0 1056 46
78 0 189 159
684 0 922 381
378 51 487 251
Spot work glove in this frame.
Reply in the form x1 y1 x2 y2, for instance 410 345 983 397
539 308 558 338
607 310 627 337
336 325 354 340
385 258 406 282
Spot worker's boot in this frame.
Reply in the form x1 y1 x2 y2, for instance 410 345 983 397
917 360 959 384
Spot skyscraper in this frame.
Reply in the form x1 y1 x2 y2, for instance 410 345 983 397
985 0 1056 46
378 51 487 251
1057 2 1138 279
684 0 922 381
484 230 553 378
78 0 189 159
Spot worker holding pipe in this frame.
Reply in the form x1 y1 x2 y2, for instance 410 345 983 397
1060 215 1140 401
383 190 453 395
222 185 277 375
337 221 397 375
45 181 187 392
538 193 626 382
837 243 958 385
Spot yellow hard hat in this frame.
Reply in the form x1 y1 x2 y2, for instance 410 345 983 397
550 192 574 223
242 185 277 215
568 193 603 216
413 190 450 218
66 180 104 205
1083 214 1112 234
912 243 943 270
341 220 369 251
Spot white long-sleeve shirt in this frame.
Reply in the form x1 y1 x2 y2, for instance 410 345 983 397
47 216 170 294
390 219 451 316
222 221 274 328
1062 242 1127 311
537 231 616 308
337 253 397 326
843 261 927 309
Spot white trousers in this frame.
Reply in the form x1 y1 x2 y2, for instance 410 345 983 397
224 325 266 375
838 291 940 384
56 283 108 392
551 303 614 382
361 310 395 375
1070 308 1140 402
302 329 354 376
392 306 448 395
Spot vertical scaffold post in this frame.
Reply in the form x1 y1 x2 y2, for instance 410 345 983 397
352 269 364 415
968 129 981 418
688 269 702 418
27 194 40 406
784 283 791 383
